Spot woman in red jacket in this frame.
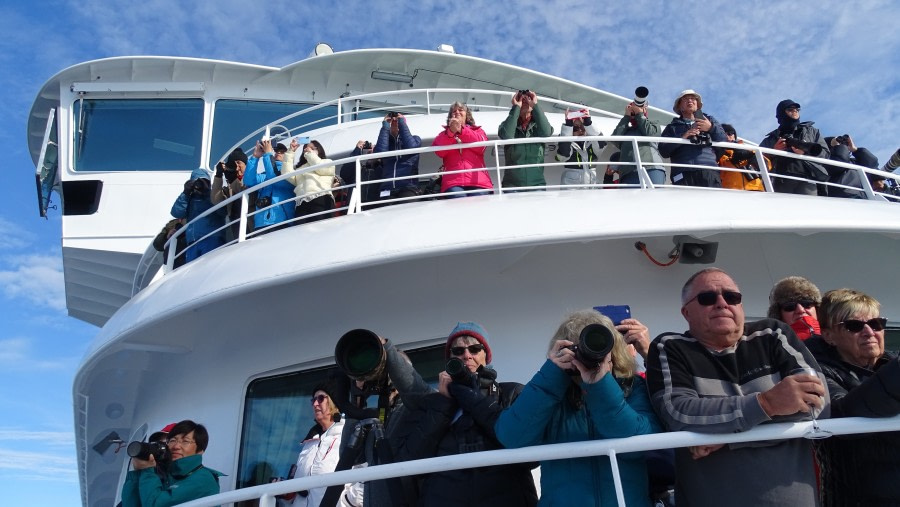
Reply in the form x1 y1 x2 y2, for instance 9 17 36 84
432 102 494 197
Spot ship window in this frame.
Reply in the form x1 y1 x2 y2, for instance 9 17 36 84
72 99 203 172
210 100 338 165
235 343 444 494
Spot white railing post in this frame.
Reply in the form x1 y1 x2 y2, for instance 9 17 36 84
608 449 626 507
259 493 276 507
755 150 775 192
493 141 503 194
238 193 249 242
630 138 652 188
336 97 342 126
352 158 363 214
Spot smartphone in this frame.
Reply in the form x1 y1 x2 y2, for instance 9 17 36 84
566 109 589 120
593 305 631 326
296 136 310 145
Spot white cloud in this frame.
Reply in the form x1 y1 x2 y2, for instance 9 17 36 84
0 254 66 311
0 429 73 447
0 447 78 483
0 337 72 370
0 217 33 251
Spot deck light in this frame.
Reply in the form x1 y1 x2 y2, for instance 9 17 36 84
371 70 415 84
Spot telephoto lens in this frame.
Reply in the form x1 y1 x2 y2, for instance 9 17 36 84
574 324 615 369
334 329 387 382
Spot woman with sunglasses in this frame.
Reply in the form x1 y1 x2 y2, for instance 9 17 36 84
495 309 662 506
277 383 350 507
400 321 538 506
803 288 900 506
767 276 822 340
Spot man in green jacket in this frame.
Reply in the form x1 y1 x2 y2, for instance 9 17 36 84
498 90 553 189
121 420 223 507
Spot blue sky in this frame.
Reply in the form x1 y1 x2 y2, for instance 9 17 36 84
1 1 898 505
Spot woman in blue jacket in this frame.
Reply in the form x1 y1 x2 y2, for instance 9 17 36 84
242 138 296 231
495 309 662 506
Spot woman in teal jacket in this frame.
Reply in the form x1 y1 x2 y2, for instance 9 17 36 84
495 309 661 506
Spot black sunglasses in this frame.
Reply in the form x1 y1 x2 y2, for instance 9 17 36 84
688 290 743 306
450 344 485 356
310 394 328 404
840 318 887 333
780 300 816 312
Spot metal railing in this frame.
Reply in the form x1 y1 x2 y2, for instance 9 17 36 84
133 125 900 295
172 414 900 507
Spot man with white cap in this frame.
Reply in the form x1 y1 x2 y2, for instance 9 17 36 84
660 89 727 188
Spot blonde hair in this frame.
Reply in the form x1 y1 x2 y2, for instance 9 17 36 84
549 309 635 379
819 288 881 330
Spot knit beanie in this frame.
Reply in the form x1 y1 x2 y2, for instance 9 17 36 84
445 321 492 363
767 276 822 319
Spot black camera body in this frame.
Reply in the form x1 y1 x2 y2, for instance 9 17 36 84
567 324 615 370
255 195 272 209
446 357 477 386
126 440 171 462
689 131 712 147
191 178 211 196
362 141 373 150
781 132 824 156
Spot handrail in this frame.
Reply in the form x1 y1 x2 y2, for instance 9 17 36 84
174 414 900 507
134 130 900 294
213 87 623 167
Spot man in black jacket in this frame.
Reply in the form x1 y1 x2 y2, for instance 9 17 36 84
825 133 879 198
759 99 830 195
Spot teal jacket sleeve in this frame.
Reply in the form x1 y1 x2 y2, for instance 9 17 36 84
583 374 662 439
495 359 569 448
137 465 220 507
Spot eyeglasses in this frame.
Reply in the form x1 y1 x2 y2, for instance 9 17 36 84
450 344 485 356
840 318 887 332
687 290 743 306
780 300 816 312
786 106 800 112
167 437 195 446
310 394 329 404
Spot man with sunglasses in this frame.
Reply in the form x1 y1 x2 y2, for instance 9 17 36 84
121 419 222 507
759 99 830 195
646 268 829 507
401 321 537 506
803 288 900 506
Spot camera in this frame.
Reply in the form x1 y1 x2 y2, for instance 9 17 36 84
190 178 211 196
362 141 373 150
335 329 387 383
127 440 171 462
780 132 824 156
566 324 615 370
387 112 399 119
884 148 900 172
689 131 712 147
632 86 649 108
256 195 272 209
446 357 477 386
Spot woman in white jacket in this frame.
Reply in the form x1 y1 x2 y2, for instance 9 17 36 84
284 139 336 224
278 385 354 507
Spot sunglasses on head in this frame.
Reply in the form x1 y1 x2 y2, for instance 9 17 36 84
840 318 887 333
780 300 816 312
450 344 485 356
689 290 743 306
310 394 328 404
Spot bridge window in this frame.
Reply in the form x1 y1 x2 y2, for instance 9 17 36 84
235 344 444 494
72 99 203 172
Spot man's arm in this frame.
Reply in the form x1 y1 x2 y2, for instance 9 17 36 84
646 334 770 433
497 105 520 140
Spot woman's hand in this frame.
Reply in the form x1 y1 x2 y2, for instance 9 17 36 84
448 118 462 135
617 318 651 360
290 139 300 152
261 139 273 154
438 371 453 398
548 339 575 371
574 353 612 384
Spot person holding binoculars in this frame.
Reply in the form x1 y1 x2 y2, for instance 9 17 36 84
495 309 662 506
170 167 225 262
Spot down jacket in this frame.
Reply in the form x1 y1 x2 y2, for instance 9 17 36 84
374 118 422 192
284 150 336 203
432 124 493 192
397 371 537 507
804 335 900 507
496 360 661 506
243 153 296 228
